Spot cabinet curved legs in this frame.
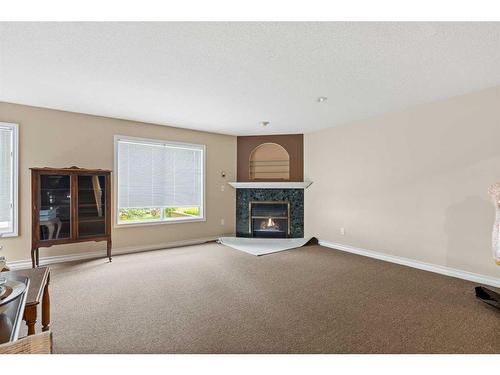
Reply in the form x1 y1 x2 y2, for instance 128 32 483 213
107 239 112 262
31 248 38 268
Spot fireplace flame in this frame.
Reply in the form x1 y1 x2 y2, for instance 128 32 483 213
259 217 280 231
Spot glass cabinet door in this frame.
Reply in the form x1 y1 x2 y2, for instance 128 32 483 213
77 175 106 237
39 174 71 241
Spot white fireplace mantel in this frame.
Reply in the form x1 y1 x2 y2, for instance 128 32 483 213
227 181 313 189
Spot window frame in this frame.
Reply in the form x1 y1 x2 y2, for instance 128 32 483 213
0 122 19 237
113 135 206 228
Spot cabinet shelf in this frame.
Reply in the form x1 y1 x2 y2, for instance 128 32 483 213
78 217 105 223
251 216 288 220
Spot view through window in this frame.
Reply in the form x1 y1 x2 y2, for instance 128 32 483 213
115 136 204 225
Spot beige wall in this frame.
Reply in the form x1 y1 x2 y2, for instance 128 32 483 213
0 102 236 262
305 85 500 278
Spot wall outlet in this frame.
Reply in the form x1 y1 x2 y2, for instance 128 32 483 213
220 218 225 226
221 185 225 192
340 227 345 235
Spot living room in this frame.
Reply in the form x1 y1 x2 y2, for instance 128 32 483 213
1 2 499 373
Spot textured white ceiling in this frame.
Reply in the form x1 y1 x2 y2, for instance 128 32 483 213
1 22 499 135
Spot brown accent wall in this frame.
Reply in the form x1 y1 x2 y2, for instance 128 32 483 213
237 134 303 182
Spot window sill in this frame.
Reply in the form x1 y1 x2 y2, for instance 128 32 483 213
0 232 18 238
114 217 206 229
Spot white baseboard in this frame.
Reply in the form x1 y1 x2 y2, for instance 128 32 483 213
7 236 220 270
319 240 500 288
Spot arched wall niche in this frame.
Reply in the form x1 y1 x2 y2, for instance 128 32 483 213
237 134 303 182
249 142 290 180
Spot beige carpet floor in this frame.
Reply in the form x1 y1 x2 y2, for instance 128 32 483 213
24 243 499 353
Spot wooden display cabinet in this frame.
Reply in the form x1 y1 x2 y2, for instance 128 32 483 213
31 167 112 268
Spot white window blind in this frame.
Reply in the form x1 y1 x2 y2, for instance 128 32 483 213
0 123 18 236
115 136 204 224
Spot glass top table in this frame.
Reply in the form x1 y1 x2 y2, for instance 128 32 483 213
0 276 29 344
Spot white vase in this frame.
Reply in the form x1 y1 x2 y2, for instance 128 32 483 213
488 183 500 265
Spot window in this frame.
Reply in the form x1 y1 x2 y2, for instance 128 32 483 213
0 122 18 237
115 135 205 226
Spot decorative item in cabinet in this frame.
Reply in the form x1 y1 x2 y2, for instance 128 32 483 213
31 167 112 268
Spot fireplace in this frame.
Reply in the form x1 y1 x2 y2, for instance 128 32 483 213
249 201 290 238
235 188 304 238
